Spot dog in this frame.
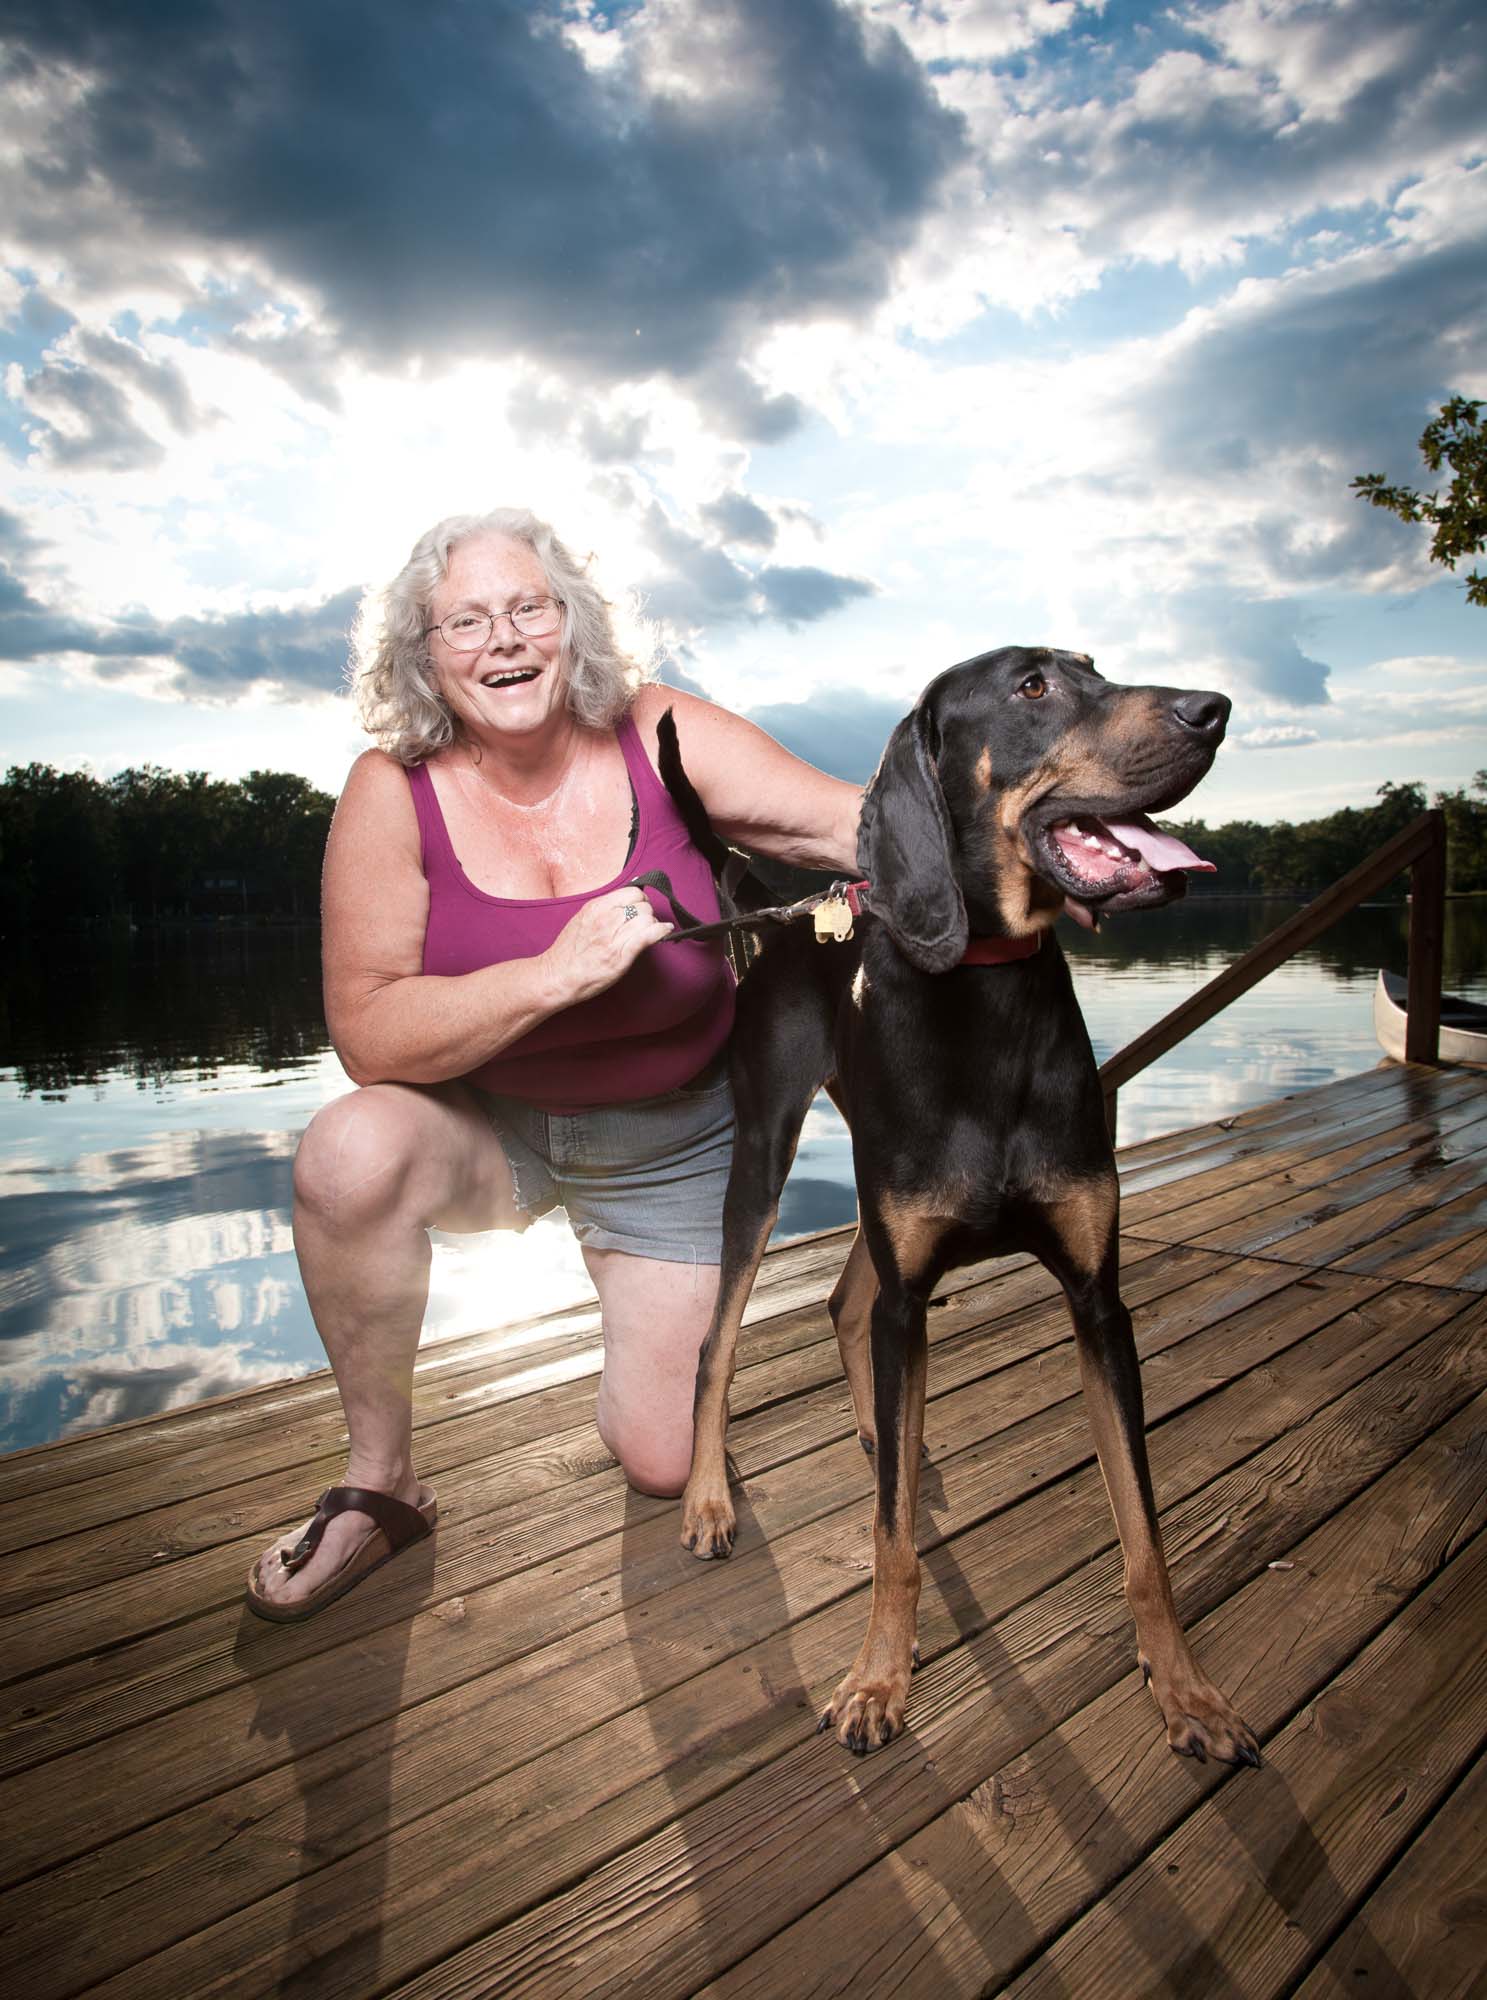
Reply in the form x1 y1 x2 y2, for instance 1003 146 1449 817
666 646 1260 1764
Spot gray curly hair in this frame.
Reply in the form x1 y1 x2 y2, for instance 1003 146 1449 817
350 507 651 762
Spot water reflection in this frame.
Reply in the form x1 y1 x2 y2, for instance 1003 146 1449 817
0 1082 597 1453
3 903 1485 1453
3 1136 292 1445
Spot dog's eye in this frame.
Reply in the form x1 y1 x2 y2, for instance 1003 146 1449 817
1018 672 1047 699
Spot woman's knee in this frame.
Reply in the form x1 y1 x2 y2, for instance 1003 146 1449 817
587 1251 714 1496
293 1085 439 1229
597 1403 693 1497
618 1446 693 1499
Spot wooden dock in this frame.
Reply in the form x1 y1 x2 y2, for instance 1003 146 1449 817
2 1060 1485 1998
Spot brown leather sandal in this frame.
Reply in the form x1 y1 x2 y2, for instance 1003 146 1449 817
244 1484 438 1623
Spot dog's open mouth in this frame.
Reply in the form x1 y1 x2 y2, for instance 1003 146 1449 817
1040 813 1214 927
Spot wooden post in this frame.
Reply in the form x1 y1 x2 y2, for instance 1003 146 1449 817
1405 809 1445 1064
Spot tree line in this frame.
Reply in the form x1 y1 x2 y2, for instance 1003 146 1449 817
4 760 1486 935
1 762 337 930
1167 776 1487 899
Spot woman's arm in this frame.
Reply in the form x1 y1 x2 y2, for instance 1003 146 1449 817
631 685 862 872
321 751 670 1087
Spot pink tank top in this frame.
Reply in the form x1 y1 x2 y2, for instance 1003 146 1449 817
408 716 735 1110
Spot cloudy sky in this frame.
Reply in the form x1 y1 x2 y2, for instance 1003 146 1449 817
2 0 1484 823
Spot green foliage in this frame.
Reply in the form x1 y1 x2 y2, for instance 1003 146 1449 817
1352 395 1487 606
0 762 336 932
234 771 338 919
0 763 119 926
5 759 1483 935
108 765 241 921
1435 770 1487 896
1167 779 1484 898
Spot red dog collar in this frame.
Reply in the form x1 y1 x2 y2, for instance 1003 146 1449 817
959 932 1041 966
844 882 1040 966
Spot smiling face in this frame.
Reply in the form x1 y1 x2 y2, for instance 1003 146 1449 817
426 531 567 745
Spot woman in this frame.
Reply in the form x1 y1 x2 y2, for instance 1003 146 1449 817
247 507 861 1618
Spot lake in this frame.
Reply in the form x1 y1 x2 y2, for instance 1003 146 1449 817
4 900 1485 1455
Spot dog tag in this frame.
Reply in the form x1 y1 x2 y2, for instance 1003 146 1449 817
814 895 854 943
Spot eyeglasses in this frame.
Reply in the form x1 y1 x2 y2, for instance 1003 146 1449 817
426 596 564 650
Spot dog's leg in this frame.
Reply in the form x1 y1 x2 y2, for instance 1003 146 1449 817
679 1095 810 1558
1042 1178 1261 1767
822 1076 876 1453
820 1277 927 1750
820 1207 938 1751
827 1228 877 1453
681 947 834 1560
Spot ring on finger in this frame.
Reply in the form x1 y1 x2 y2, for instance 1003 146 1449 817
622 904 638 921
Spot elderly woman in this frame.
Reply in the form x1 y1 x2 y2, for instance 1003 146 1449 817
247 507 861 1618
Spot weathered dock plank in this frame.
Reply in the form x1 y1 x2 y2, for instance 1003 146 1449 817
1291 1750 1487 2000
998 1533 1487 2000
3 1252 1401 1875
1 1062 1483 2000
365 1306 1487 2000
702 1389 1487 1998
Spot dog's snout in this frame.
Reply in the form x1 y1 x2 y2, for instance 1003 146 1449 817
1172 690 1230 740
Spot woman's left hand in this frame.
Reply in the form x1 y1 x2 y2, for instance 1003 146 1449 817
536 885 675 1011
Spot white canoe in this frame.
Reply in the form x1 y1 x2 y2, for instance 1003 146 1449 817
1373 969 1487 1064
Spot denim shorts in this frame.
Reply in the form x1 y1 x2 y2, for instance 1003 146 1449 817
477 1059 735 1267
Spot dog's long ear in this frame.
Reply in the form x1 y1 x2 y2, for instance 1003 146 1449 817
858 702 968 973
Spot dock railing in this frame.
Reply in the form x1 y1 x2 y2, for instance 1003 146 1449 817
1099 809 1447 1141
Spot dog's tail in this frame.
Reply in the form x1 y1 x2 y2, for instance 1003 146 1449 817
656 707 773 917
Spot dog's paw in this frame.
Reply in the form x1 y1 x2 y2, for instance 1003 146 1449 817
680 1488 736 1561
816 1657 913 1755
1143 1656 1261 1768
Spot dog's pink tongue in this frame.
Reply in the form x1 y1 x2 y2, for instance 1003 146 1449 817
1106 817 1215 874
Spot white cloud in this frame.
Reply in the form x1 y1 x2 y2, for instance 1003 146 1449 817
0 0 1483 818
1236 723 1321 747
866 0 1094 66
884 0 1485 320
1195 0 1421 125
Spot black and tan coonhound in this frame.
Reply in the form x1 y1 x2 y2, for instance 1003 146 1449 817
664 646 1260 1764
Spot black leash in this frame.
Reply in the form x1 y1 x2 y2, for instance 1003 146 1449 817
627 867 868 945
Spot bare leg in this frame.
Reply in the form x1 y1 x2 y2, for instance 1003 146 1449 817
250 1080 524 1612
584 1247 721 1496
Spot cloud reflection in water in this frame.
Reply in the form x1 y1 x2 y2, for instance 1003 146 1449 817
0 1102 617 1452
